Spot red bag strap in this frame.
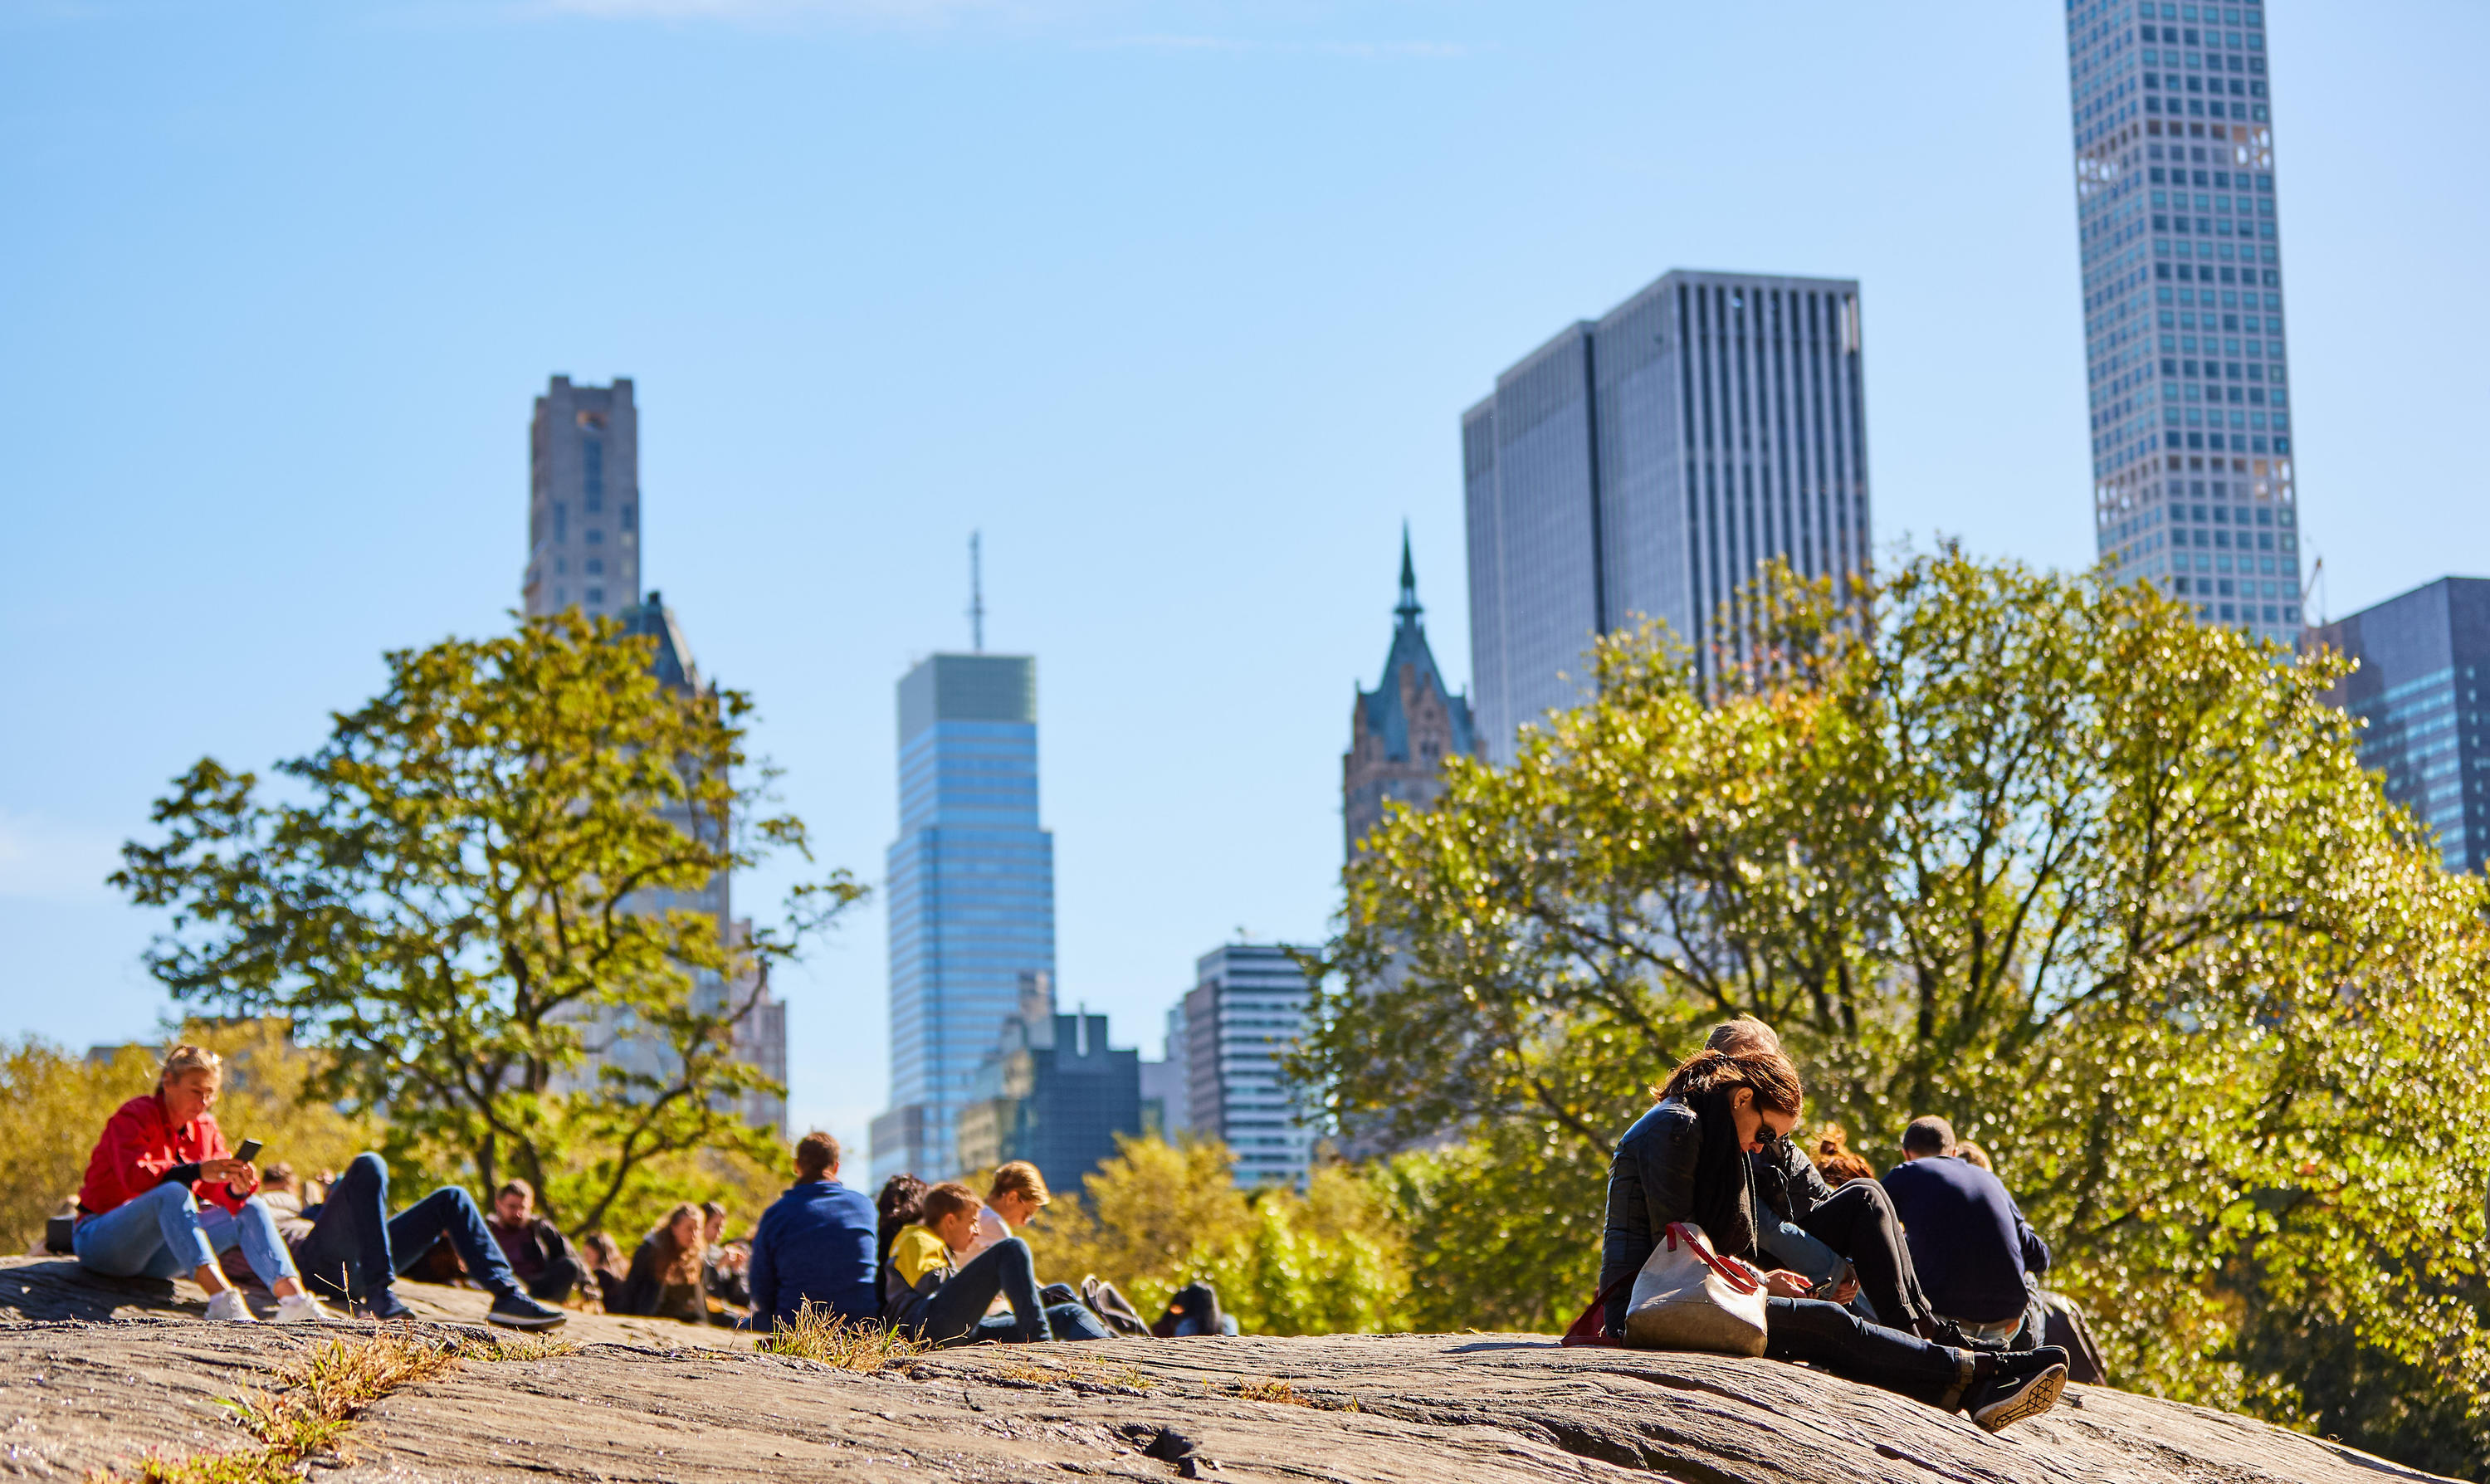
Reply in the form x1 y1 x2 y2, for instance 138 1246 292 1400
1666 1223 1763 1294
1560 1272 1635 1347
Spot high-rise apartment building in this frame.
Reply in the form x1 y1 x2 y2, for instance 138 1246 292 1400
872 653 1056 1186
2070 2 2302 641
1463 269 1869 760
525 377 641 622
1344 534 1475 854
1181 944 1315 1189
2312 578 2490 875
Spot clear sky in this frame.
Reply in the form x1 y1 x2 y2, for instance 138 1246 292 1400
4 1 2483 1159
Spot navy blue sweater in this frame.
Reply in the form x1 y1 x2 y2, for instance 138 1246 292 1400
746 1179 878 1327
1880 1155 2051 1325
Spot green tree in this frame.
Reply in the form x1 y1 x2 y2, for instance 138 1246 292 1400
112 612 863 1236
1024 1137 1409 1335
1302 547 2490 1438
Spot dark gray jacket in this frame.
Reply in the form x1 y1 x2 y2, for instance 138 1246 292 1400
1754 1139 1836 1227
1598 1099 1703 1335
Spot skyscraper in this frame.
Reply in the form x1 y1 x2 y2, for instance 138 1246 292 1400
1182 944 1316 1189
1463 269 1870 761
2071 2 2302 640
1344 532 1475 855
525 377 641 622
2313 578 2490 875
872 652 1056 1186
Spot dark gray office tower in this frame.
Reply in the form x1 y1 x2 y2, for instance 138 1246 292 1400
954 972 1143 1190
2073 2 2302 642
2312 578 2490 874
1462 270 1869 760
524 376 641 621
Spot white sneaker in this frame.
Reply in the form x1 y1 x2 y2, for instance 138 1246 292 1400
204 1289 259 1323
273 1292 354 1325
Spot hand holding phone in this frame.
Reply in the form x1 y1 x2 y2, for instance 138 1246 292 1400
233 1139 264 1163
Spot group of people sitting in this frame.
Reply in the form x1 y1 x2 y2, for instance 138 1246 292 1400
68 1044 769 1330
740 1130 1227 1343
1596 1018 2075 1433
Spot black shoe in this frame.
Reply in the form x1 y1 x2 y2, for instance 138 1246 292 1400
364 1289 415 1322
1968 1363 2068 1433
488 1292 568 1330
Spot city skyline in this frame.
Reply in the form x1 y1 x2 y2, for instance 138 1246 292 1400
8 2 2486 1159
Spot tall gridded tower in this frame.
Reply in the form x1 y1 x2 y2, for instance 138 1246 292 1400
1464 269 1869 762
871 653 1057 1187
2070 1 2302 642
524 377 641 621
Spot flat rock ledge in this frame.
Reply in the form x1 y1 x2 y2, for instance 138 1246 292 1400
0 1256 2451 1484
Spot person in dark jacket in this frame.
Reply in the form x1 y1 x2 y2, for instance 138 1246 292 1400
1597 1047 2071 1433
486 1179 585 1305
745 1132 879 1329
616 1204 710 1324
1882 1116 2052 1345
1703 1020 1946 1337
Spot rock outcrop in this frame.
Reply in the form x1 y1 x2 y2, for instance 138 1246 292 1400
0 1255 2453 1483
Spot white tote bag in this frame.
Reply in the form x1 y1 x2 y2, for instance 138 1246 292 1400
1623 1221 1770 1357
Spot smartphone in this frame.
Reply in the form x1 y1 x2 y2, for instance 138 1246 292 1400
232 1139 263 1163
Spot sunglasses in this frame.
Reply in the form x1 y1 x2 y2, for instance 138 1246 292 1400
1754 1123 1794 1146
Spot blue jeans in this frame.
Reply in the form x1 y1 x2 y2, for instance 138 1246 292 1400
74 1182 298 1287
290 1153 519 1301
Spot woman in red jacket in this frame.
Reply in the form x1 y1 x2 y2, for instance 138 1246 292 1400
72 1044 348 1325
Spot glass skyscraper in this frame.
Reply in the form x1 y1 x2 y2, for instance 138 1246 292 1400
2314 579 2490 875
1463 269 1869 760
870 653 1056 1187
2071 1 2302 641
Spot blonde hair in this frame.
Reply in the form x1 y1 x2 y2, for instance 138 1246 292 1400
159 1044 222 1089
988 1161 1050 1208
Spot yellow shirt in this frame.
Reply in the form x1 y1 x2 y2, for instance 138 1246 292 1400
890 1223 954 1291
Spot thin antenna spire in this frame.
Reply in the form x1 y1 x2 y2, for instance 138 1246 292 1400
969 531 985 652
1394 521 1421 623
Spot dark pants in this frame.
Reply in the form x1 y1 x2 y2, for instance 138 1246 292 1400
523 1255 584 1304
1159 1281 1225 1337
290 1154 518 1303
919 1240 1111 1346
1764 1296 1975 1409
1798 1180 1937 1337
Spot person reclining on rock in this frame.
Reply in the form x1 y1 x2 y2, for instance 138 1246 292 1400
745 1131 878 1330
1705 1019 1970 1345
485 1179 586 1306
1881 1116 2051 1348
1599 1047 2070 1433
286 1154 569 1330
884 1182 1110 1345
71 1044 349 1325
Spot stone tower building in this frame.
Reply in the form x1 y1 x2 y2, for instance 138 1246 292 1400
1344 533 1477 857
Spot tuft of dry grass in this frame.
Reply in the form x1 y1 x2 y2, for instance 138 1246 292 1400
89 1331 475 1484
461 1333 583 1364
1236 1378 1314 1406
1084 1360 1159 1393
753 1301 930 1372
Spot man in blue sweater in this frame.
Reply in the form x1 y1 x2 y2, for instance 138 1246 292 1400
745 1132 878 1330
1881 1116 2051 1346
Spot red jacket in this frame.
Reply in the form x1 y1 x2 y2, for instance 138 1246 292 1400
76 1093 242 1219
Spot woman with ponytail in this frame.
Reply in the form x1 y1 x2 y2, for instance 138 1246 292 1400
1596 1046 2071 1432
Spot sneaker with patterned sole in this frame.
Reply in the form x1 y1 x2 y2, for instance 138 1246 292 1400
1970 1363 2068 1433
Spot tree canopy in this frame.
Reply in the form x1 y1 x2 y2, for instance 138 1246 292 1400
113 611 863 1234
1302 548 2490 1454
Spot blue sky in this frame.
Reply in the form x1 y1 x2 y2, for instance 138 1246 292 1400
4 0 2483 1159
